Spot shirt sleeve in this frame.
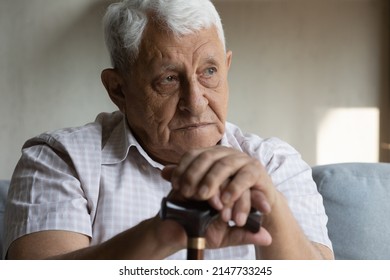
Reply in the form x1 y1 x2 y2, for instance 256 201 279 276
244 136 333 250
3 140 93 257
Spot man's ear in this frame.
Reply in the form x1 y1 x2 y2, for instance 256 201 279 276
101 69 126 112
226 50 233 70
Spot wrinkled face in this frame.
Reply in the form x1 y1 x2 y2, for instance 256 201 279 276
121 23 232 164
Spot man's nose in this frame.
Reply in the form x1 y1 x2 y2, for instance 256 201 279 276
178 77 208 116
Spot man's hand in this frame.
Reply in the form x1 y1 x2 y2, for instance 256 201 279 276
162 146 275 222
156 191 272 251
160 146 276 249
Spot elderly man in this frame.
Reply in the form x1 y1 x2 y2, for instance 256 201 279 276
4 0 333 260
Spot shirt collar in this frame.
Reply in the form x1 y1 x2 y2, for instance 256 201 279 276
101 113 164 170
219 132 230 148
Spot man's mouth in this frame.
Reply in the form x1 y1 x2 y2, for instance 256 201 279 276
175 122 213 130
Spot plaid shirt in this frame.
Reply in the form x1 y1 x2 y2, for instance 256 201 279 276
4 111 332 259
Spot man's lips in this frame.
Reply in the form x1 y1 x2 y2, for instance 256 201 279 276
173 122 214 130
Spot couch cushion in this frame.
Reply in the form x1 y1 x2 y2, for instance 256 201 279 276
0 180 9 260
312 162 390 260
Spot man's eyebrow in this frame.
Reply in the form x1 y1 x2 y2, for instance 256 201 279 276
161 64 177 71
154 63 178 73
155 56 221 72
203 56 220 65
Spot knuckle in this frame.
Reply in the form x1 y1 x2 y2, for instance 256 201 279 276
227 180 242 193
253 159 265 174
214 157 231 171
182 150 198 161
197 151 213 162
178 173 194 187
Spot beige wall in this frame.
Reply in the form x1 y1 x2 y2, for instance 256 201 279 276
215 0 387 165
0 0 117 179
0 0 388 179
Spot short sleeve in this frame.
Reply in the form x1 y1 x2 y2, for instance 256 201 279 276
4 141 93 257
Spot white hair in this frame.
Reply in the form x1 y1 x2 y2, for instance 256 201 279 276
103 0 226 71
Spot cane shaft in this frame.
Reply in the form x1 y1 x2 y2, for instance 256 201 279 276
187 237 206 260
187 248 204 260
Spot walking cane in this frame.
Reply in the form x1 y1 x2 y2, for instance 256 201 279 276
160 197 262 260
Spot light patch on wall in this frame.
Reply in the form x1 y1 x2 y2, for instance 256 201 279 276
317 108 379 165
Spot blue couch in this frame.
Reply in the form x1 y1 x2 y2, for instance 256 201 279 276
1 162 389 259
312 162 390 259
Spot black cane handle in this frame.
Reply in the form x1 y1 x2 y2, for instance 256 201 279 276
160 197 262 259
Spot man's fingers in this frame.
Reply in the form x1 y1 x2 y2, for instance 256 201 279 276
171 149 221 196
206 218 272 248
170 147 237 198
195 153 250 200
250 189 271 214
161 165 176 181
230 226 273 247
220 159 262 205
208 193 224 211
170 146 257 201
231 190 251 227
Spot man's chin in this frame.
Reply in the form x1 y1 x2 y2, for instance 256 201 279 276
172 125 223 144
176 137 222 152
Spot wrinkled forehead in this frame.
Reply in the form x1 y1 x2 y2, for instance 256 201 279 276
137 22 226 68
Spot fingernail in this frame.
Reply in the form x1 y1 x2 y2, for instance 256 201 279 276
236 213 247 227
222 192 231 204
212 196 223 210
262 201 271 214
222 208 232 222
199 185 209 198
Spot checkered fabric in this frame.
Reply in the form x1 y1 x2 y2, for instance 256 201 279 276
4 111 331 259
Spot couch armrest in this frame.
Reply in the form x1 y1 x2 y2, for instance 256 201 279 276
312 162 390 260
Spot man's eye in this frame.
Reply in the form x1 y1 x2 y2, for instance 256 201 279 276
204 67 217 77
154 74 179 95
162 75 177 84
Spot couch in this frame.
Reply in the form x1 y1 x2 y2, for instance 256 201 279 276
312 162 390 259
0 179 8 259
0 162 389 260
